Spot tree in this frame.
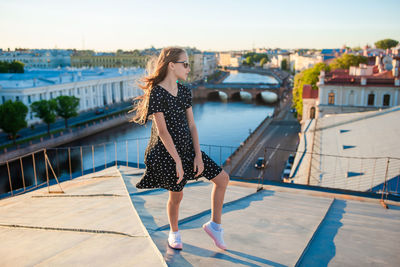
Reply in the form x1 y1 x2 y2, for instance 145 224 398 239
281 59 288 70
374 39 399 50
0 100 28 144
0 60 24 73
292 63 330 119
242 53 268 67
55 96 80 129
9 60 24 73
0 61 8 73
31 99 57 135
329 54 367 70
245 56 254 66
260 57 268 67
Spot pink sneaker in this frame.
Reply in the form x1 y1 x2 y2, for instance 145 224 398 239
202 222 227 250
168 231 183 250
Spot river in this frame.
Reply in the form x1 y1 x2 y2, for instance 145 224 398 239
1 72 279 194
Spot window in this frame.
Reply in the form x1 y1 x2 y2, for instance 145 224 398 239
328 92 335 105
16 96 20 101
383 94 390 106
28 95 31 104
310 107 316 119
368 93 375 106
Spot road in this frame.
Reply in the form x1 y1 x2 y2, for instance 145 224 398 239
231 97 301 182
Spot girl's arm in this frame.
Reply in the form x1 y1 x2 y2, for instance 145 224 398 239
152 112 184 183
186 107 201 157
186 107 204 177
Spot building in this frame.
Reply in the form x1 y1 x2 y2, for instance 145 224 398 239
188 52 217 82
0 67 144 125
217 52 242 67
188 52 203 82
301 84 319 128
277 52 290 70
320 48 346 61
290 53 323 73
202 52 217 80
71 50 149 68
301 58 400 124
316 61 400 117
0 49 73 68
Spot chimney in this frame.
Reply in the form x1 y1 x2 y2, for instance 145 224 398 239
392 60 399 77
318 70 325 85
393 67 399 78
361 77 367 85
375 56 381 66
363 45 369 57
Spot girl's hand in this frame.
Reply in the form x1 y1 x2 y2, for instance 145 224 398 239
194 154 204 178
175 159 184 184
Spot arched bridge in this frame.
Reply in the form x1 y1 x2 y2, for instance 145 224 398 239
192 83 282 100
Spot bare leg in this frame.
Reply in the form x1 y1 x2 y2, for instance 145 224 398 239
167 190 183 232
210 170 230 224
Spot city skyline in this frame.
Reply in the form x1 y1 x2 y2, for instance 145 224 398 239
1 0 400 52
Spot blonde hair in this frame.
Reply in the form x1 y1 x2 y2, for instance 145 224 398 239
129 47 186 125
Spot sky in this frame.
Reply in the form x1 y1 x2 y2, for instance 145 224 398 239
1 0 399 52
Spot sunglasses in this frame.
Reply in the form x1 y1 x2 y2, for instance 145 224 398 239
174 61 190 68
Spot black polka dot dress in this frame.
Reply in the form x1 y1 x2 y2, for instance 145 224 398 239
136 83 223 192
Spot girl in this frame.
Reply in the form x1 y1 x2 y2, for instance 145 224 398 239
130 47 230 250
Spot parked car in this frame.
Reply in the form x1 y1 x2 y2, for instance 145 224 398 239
288 154 295 165
254 157 266 169
281 165 291 181
95 108 105 115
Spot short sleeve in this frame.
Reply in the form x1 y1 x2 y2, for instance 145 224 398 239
183 85 192 109
146 87 166 122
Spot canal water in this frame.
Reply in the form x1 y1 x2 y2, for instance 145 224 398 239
1 72 278 195
223 70 279 84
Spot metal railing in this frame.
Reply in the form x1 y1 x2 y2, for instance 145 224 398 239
1 137 399 204
240 144 400 204
0 137 236 199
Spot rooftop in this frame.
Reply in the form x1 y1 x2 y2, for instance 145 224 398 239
323 67 399 87
1 165 399 266
0 67 144 90
291 106 400 193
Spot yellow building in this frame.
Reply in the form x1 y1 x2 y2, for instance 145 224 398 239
218 52 242 67
188 53 204 82
71 50 149 68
